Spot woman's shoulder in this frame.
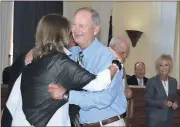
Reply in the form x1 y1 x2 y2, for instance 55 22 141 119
148 75 158 81
168 76 177 84
146 75 160 86
44 52 69 61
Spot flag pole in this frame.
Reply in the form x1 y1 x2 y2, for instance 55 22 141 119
107 9 113 46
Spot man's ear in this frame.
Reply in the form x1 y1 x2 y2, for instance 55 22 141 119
109 44 113 48
109 43 115 49
93 25 100 36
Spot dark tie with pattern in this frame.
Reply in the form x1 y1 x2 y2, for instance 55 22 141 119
69 51 84 127
77 51 84 66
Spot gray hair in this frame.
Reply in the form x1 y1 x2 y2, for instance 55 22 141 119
110 36 131 46
110 37 121 45
74 7 100 27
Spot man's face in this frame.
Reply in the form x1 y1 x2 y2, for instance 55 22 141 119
67 35 77 48
71 10 98 47
135 63 145 79
119 47 129 63
113 43 129 63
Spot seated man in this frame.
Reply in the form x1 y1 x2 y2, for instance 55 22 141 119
127 62 148 86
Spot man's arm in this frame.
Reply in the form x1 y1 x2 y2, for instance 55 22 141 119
69 70 123 111
49 69 123 110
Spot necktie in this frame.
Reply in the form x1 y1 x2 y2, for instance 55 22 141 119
139 79 143 86
70 51 84 127
77 51 84 66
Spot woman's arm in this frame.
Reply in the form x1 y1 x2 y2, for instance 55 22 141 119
82 62 120 91
145 79 165 108
54 54 121 91
172 79 178 110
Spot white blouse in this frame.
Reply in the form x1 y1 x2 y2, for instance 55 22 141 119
162 80 169 96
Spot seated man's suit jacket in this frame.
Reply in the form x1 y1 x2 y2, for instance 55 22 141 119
145 75 178 123
20 53 96 127
127 75 148 86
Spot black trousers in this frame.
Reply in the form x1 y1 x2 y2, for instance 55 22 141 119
1 106 12 127
147 118 173 127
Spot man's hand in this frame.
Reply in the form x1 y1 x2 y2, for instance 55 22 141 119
48 83 67 100
25 49 33 65
124 87 132 99
164 100 173 107
172 102 178 110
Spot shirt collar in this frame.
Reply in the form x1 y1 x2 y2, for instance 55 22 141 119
137 78 144 81
63 47 72 56
80 38 99 55
161 79 168 83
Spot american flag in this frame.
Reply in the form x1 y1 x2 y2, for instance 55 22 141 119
107 10 113 46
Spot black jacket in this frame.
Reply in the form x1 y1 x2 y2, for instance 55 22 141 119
9 53 26 94
127 75 148 86
20 53 96 126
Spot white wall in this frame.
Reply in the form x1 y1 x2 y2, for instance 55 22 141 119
0 1 14 84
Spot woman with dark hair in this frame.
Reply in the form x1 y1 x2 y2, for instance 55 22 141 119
5 14 122 126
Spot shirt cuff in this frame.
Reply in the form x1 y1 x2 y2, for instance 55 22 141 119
69 90 81 105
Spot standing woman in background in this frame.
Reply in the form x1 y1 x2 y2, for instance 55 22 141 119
145 54 178 127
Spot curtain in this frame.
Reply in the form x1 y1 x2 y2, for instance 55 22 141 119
173 2 180 84
13 1 63 61
0 1 14 84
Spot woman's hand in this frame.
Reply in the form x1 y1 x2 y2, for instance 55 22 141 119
25 49 33 65
172 102 178 110
164 100 173 107
48 83 67 100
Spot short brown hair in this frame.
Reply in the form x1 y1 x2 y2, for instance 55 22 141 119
32 14 70 60
155 54 173 73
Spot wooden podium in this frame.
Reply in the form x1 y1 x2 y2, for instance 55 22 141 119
126 85 180 127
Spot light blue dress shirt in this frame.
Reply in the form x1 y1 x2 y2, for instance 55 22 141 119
69 38 127 124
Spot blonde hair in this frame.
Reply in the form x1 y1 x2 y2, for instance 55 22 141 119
155 54 173 73
32 14 70 60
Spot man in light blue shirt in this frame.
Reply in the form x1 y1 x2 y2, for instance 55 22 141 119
49 7 127 126
69 39 127 124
